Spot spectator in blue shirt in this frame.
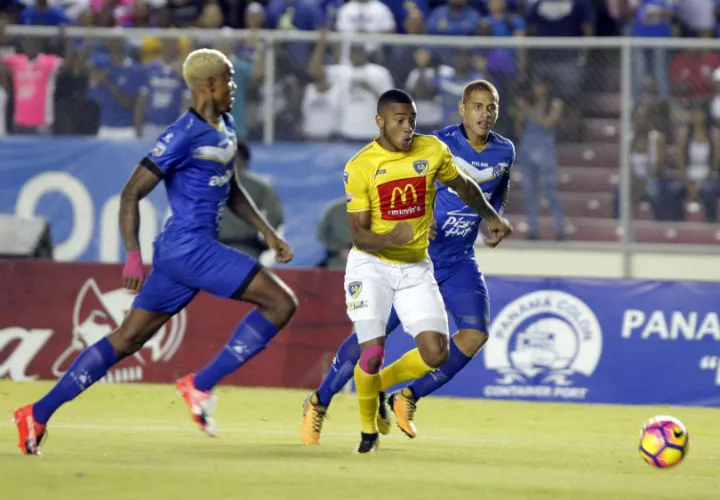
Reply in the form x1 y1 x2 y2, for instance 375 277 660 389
480 0 527 80
266 0 323 66
135 38 187 140
426 0 481 36
628 0 675 103
88 38 143 140
20 0 67 25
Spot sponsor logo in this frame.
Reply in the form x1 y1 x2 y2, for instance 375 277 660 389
483 291 603 401
347 281 362 299
0 327 53 381
440 213 479 238
348 300 368 311
53 278 186 383
209 168 233 187
0 278 186 383
152 141 166 157
377 177 426 221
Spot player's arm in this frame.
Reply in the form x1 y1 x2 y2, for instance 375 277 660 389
488 171 511 215
227 166 293 263
443 170 499 221
442 170 512 248
119 163 162 291
347 211 412 251
120 164 162 252
344 160 411 251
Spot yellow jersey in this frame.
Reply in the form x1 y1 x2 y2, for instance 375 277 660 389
344 134 461 263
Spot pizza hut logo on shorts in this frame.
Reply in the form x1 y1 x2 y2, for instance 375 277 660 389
52 278 187 383
377 177 426 221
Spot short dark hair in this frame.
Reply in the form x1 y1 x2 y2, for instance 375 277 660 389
377 89 414 114
462 80 499 104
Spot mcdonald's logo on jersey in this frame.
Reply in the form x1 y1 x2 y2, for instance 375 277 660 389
377 177 427 221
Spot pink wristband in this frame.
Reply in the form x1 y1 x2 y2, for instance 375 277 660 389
123 250 144 279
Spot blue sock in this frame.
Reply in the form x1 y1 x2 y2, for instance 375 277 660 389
407 339 472 399
316 332 361 406
33 337 118 424
194 310 278 392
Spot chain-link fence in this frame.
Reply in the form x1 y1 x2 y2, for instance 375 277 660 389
2 26 719 256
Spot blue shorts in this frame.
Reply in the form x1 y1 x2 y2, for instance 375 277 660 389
385 258 489 335
133 237 261 314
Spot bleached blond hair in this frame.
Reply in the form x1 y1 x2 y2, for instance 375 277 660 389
182 48 231 90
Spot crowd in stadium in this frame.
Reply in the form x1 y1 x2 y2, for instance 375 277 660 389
0 0 719 237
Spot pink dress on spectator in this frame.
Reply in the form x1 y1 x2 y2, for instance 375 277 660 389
2 54 63 128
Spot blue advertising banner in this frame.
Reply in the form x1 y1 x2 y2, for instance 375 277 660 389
0 138 358 267
383 277 720 407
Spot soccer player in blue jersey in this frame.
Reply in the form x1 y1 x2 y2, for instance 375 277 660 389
301 79 514 445
14 48 298 455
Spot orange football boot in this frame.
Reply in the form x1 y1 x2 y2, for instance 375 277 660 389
176 374 218 437
13 405 46 455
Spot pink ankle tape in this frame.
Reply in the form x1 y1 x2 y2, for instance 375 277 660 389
359 345 385 374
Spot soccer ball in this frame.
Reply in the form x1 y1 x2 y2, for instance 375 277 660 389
639 415 689 469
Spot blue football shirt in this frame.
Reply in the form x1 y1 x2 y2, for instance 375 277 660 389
429 124 515 267
141 109 238 251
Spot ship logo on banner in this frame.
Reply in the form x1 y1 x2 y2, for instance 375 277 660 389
483 290 603 401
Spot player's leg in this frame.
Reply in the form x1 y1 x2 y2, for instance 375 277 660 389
405 262 490 399
15 267 192 454
391 266 490 436
301 308 400 445
343 250 394 453
177 243 297 404
386 263 491 438
379 260 450 438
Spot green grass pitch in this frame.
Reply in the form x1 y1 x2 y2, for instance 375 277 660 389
0 380 718 500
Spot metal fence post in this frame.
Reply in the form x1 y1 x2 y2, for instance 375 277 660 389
619 39 634 278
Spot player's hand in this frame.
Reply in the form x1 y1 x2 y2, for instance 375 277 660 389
428 218 438 240
484 216 513 248
122 250 145 293
388 222 413 246
268 235 294 263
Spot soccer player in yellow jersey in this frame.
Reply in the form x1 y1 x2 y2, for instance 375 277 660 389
342 89 512 454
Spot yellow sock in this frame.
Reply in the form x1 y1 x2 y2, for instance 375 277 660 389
354 363 381 434
379 348 433 392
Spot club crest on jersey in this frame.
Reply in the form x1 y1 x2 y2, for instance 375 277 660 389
348 281 362 299
413 160 429 176
343 171 349 185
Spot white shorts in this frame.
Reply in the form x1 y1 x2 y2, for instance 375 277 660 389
98 126 136 140
344 248 449 343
